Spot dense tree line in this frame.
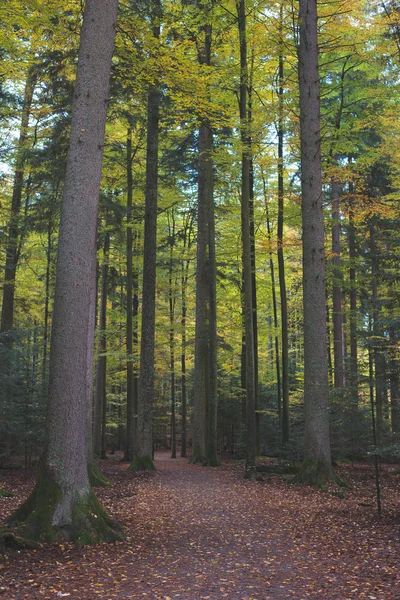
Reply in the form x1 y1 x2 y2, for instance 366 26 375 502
0 0 399 545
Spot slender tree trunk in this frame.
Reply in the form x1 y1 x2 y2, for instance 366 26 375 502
389 326 400 435
1 67 37 333
41 209 54 385
348 180 359 405
94 233 110 458
237 0 256 478
2 0 121 547
265 190 282 432
130 0 160 470
370 224 386 440
205 125 219 466
331 180 345 388
295 0 332 484
277 12 289 443
126 127 136 461
180 218 192 458
168 213 177 459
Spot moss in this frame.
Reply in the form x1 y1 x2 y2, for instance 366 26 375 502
70 490 123 545
6 466 62 543
189 448 206 465
88 463 111 487
127 455 156 472
1 466 123 550
290 458 347 488
204 455 221 467
0 488 13 498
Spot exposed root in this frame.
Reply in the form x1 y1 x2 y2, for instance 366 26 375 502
88 463 112 487
1 467 123 551
291 458 347 489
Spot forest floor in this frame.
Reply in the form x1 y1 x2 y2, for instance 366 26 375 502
1 453 400 600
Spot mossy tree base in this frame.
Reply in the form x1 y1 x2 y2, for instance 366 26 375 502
244 465 257 480
88 463 112 487
1 468 123 551
204 455 221 467
189 448 206 465
127 455 156 472
291 458 347 489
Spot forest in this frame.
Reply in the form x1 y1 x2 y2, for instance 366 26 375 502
0 0 400 597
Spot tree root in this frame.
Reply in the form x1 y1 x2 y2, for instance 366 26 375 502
290 458 347 489
1 467 123 551
88 463 112 487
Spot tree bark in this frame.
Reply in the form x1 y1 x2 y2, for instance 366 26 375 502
94 233 110 458
2 0 121 547
277 11 290 443
130 0 160 471
295 0 332 484
237 0 256 478
331 180 345 388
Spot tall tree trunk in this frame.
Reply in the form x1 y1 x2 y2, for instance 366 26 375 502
265 187 282 432
295 0 332 484
191 7 214 465
126 127 136 462
277 10 289 443
2 0 121 547
168 212 177 459
1 67 37 333
248 54 260 457
130 0 160 471
205 125 219 467
370 224 386 441
389 326 400 435
94 232 110 458
348 179 359 405
331 180 345 388
237 0 256 478
180 216 192 458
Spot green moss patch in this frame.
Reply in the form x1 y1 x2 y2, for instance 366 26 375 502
290 458 347 489
88 463 112 487
0 488 14 498
127 455 156 472
189 448 206 465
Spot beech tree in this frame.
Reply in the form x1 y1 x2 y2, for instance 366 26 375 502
1 0 121 547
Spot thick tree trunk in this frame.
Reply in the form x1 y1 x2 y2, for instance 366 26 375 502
129 1 160 471
277 17 289 443
2 0 121 548
295 0 333 485
237 0 256 478
1 67 37 334
191 10 213 465
331 180 345 388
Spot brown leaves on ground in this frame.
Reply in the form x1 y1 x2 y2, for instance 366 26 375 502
1 454 400 599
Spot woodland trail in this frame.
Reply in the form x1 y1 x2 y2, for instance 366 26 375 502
1 453 400 599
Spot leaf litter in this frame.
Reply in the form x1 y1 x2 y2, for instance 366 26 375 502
1 453 400 599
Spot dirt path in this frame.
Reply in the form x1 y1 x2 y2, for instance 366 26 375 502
1 454 400 599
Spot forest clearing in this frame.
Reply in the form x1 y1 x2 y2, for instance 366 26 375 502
1 453 400 600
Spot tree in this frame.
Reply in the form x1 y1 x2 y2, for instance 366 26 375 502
129 0 161 471
294 0 333 485
1 0 121 548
